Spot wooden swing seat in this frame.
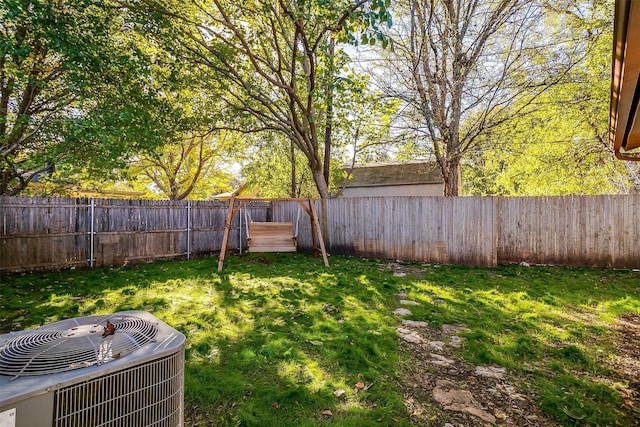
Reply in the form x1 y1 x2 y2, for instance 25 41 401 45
247 222 297 253
217 196 328 272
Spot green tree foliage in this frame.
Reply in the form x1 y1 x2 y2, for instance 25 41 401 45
464 0 640 196
130 0 392 198
381 0 587 196
125 130 241 200
240 75 400 198
333 74 400 164
462 99 626 196
241 133 320 198
118 62 244 200
4 0 629 199
0 0 173 195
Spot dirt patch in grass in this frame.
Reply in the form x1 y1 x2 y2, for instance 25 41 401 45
397 312 640 426
382 262 426 279
3 256 639 425
385 261 640 425
398 321 557 426
613 313 640 384
611 313 640 417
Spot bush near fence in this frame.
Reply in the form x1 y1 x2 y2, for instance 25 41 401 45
1 195 639 272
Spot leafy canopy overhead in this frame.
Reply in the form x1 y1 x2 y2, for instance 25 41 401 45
128 0 393 198
3 0 635 198
0 0 174 195
463 0 639 196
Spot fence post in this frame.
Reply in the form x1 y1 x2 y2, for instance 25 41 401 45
186 201 191 259
239 205 243 254
88 199 95 268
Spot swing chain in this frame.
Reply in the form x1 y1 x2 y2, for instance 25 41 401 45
294 204 301 239
244 205 251 239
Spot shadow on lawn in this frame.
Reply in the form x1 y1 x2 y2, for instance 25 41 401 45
390 262 640 425
1 253 639 425
0 253 411 426
0 267 159 333
180 255 409 425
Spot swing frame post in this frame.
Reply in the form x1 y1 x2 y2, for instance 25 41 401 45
307 197 329 268
217 196 249 271
217 197 329 271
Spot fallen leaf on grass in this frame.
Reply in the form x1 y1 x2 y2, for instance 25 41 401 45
355 381 374 392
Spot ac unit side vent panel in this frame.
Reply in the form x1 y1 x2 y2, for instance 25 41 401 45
53 350 184 427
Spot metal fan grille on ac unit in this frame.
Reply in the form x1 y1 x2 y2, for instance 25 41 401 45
0 314 158 378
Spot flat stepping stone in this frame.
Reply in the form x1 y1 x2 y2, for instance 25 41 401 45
427 341 446 352
433 380 496 424
450 336 466 347
400 299 420 306
442 324 471 335
396 327 423 344
429 353 455 367
501 384 528 406
475 365 507 379
396 292 408 299
401 320 429 328
394 308 412 316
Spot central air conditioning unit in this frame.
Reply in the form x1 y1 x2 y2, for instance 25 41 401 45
0 311 186 427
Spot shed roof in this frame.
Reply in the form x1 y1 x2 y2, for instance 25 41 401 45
345 161 442 187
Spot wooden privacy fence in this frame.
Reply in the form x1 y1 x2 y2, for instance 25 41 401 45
0 197 268 272
1 195 639 272
274 195 640 270
495 195 640 268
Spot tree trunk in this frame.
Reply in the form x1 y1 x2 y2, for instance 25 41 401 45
322 113 332 186
323 38 335 185
290 139 296 198
443 161 461 197
311 167 331 199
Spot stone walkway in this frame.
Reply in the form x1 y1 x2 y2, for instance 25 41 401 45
393 293 556 426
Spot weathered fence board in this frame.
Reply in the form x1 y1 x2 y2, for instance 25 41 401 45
496 195 640 268
1 195 639 272
0 197 90 270
274 195 638 269
0 197 271 272
282 197 497 267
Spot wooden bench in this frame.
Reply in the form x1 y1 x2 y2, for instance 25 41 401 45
247 222 297 253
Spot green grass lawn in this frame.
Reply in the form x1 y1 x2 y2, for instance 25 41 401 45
1 254 639 426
